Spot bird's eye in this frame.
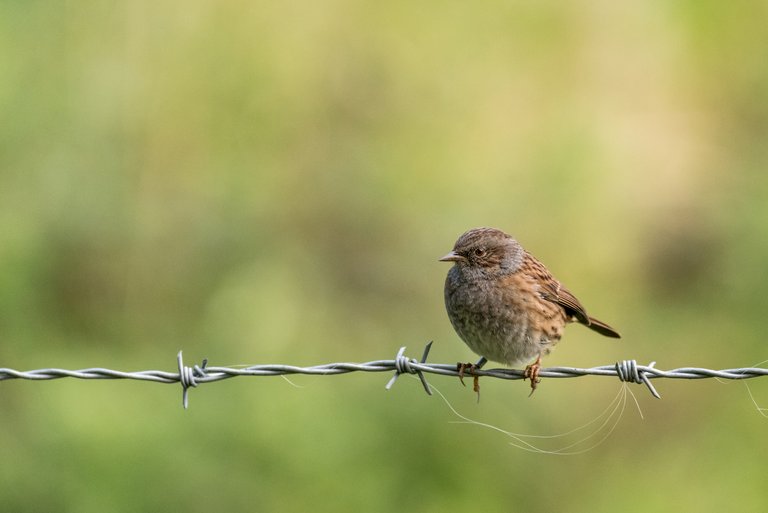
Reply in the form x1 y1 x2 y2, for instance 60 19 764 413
474 248 486 257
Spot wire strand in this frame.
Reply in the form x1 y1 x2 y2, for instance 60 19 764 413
2 344 767 408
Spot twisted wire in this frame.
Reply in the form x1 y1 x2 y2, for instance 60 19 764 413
2 344 767 408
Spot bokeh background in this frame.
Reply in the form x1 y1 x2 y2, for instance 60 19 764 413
2 1 768 511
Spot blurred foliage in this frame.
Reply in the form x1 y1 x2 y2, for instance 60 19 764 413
2 0 768 511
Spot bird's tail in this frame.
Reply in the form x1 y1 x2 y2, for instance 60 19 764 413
586 316 621 338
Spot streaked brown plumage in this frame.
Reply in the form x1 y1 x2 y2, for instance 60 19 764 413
440 227 620 391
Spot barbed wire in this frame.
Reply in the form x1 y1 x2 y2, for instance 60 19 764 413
1 342 767 408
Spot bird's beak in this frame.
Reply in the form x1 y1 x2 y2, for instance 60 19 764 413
439 251 464 262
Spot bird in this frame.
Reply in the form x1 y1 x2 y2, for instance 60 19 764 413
440 227 620 394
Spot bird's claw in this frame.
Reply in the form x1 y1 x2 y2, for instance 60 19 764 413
524 357 542 396
457 362 481 401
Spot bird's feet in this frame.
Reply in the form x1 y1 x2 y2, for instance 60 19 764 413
523 356 542 396
457 361 485 401
457 362 480 392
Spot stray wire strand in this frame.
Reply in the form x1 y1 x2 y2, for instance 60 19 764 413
2 343 768 408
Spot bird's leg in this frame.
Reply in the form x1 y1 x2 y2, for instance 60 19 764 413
457 357 487 400
457 362 470 387
524 355 542 395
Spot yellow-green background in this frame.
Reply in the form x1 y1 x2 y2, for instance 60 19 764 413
2 1 767 511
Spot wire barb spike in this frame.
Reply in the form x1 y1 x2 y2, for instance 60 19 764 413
615 360 661 399
385 342 433 395
177 351 209 409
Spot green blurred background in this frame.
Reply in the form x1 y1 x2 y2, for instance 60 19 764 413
2 0 768 511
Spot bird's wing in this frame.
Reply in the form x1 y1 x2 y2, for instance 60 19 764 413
526 252 591 324
541 283 590 324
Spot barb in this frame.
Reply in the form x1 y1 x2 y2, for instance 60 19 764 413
615 360 660 399
385 342 434 395
2 344 768 408
177 351 210 409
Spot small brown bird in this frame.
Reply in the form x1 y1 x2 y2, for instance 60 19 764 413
440 227 620 393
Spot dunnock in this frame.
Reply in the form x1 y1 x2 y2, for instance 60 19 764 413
440 227 620 392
